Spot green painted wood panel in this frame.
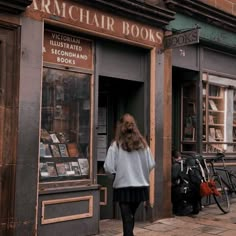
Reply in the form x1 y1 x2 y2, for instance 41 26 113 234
167 13 236 50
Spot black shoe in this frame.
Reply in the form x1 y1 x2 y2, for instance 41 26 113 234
192 203 200 215
191 209 199 215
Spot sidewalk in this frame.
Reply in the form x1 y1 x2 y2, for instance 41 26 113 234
96 198 236 236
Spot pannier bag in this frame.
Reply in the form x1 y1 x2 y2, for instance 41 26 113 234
200 179 220 197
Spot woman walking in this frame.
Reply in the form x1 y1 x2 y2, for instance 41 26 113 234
104 113 155 236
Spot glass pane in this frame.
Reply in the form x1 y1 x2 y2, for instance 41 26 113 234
40 68 91 182
202 79 207 142
232 90 236 152
202 73 236 154
205 82 225 153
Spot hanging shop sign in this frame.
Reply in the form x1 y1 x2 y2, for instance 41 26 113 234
26 0 163 47
164 28 200 49
43 30 93 69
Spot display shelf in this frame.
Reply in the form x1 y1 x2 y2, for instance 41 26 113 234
202 73 225 153
181 81 197 152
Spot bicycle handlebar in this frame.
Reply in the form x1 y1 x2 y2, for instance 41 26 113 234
180 151 225 164
208 152 225 163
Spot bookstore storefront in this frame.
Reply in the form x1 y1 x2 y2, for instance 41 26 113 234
169 12 236 158
172 46 236 155
9 1 175 235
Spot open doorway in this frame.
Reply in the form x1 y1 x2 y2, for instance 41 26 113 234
97 76 145 219
172 67 199 153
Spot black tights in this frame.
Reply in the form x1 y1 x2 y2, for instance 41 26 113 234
119 202 140 236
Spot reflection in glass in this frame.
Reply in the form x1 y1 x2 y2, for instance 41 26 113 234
40 68 91 181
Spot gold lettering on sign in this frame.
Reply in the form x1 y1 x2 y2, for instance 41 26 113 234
54 1 66 17
122 21 162 44
44 30 93 69
29 0 164 46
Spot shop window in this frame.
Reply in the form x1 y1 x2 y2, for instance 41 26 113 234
202 73 236 153
39 68 91 182
233 90 236 151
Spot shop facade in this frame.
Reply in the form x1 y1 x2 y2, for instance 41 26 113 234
165 1 236 159
0 0 175 235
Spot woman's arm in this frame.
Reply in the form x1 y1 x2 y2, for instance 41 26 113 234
103 143 117 174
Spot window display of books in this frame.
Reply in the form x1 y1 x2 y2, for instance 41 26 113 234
78 158 89 175
40 69 91 182
40 159 89 179
40 129 81 158
56 162 82 177
39 162 57 178
40 143 53 158
39 128 89 181
50 144 61 158
209 99 218 111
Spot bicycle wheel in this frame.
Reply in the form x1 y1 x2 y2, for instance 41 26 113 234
229 172 236 194
221 177 234 204
212 174 230 214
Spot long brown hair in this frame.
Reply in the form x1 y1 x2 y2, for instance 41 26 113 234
114 113 147 152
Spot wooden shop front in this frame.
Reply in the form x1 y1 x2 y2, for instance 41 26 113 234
0 0 175 235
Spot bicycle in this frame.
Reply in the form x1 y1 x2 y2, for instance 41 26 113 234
204 152 236 213
178 152 234 214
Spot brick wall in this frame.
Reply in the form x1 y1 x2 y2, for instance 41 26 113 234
199 0 236 16
146 0 236 16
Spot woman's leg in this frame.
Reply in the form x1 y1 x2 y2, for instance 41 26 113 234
130 202 140 231
119 202 138 236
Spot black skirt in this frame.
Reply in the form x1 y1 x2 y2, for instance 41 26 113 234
113 186 149 203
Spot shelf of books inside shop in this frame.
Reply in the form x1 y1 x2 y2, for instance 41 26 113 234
202 118 225 153
39 129 89 182
203 143 225 153
181 81 197 152
233 90 236 151
233 127 236 152
202 77 226 153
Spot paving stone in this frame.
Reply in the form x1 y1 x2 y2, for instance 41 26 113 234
144 222 177 232
136 231 167 236
155 217 184 225
230 216 236 223
219 229 236 236
134 227 153 234
96 198 236 236
194 233 219 236
161 227 201 236
197 225 227 235
157 217 203 229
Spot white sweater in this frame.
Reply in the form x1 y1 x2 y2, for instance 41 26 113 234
104 141 155 189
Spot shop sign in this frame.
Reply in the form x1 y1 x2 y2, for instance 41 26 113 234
44 30 93 69
164 28 199 49
26 0 163 47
